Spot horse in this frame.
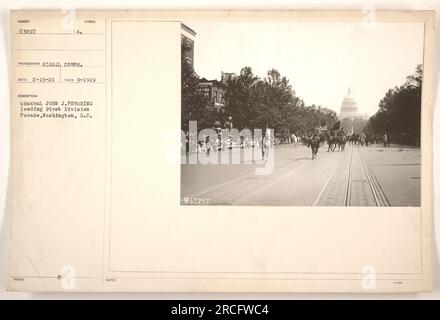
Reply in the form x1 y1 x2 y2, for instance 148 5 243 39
349 133 359 146
323 132 337 152
305 132 324 160
291 134 298 146
335 134 347 151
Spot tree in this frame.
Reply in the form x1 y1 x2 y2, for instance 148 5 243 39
224 66 338 139
366 64 422 145
181 49 213 132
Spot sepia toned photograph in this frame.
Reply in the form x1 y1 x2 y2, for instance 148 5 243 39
180 21 424 207
5 9 435 294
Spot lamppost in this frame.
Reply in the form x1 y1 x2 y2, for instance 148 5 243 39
225 116 233 130
225 116 233 150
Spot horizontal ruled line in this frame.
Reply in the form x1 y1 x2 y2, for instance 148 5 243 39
16 32 105 35
16 65 106 68
16 82 106 84
15 48 105 52
9 275 425 281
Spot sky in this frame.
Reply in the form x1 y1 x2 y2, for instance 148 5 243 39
186 21 424 116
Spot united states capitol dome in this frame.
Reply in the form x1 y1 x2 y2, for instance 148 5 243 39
340 87 359 114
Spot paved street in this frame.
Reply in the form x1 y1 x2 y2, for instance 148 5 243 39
181 144 421 206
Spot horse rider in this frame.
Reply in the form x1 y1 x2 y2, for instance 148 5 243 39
309 128 321 159
383 133 388 147
338 128 345 138
312 128 321 139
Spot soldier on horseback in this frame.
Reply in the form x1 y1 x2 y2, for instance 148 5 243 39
324 130 336 152
310 128 322 160
324 120 341 152
336 128 347 151
308 121 328 159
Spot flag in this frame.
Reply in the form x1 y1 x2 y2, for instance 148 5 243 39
317 124 327 132
312 121 327 135
332 120 340 131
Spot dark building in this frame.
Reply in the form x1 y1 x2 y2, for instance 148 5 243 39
198 78 226 111
220 71 237 83
198 72 236 110
181 24 196 68
198 72 237 128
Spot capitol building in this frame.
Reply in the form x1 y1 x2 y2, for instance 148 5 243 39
339 88 369 135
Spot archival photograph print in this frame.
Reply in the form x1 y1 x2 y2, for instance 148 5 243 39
180 21 423 207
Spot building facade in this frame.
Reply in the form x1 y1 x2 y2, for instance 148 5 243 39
197 72 237 128
181 24 196 68
221 72 237 83
198 78 227 111
198 72 236 110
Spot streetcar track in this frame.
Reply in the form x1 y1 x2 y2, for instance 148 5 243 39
344 146 354 206
313 146 369 207
185 145 391 207
312 146 352 206
361 155 391 207
362 157 380 206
